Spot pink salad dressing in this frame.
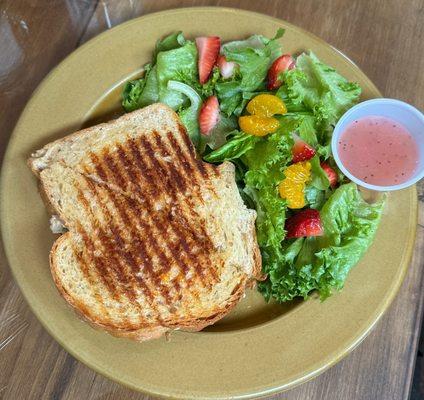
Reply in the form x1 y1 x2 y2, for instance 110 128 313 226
338 116 419 186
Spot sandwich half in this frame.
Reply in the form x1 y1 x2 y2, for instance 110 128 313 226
28 103 261 341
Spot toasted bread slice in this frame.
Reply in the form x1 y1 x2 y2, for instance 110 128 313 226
29 104 261 341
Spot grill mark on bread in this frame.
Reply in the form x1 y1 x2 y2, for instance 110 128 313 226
73 219 119 300
177 125 216 180
89 153 107 181
166 132 217 197
67 240 111 320
137 136 219 285
151 134 205 221
76 181 159 320
146 137 188 194
82 171 171 313
167 214 219 285
116 146 150 199
150 134 220 283
128 140 162 199
123 139 214 287
205 162 219 178
195 158 209 179
166 132 199 179
105 189 176 306
103 153 127 189
140 136 212 246
151 133 216 248
179 124 197 158
92 146 203 308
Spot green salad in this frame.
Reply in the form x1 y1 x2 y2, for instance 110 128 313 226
122 30 385 303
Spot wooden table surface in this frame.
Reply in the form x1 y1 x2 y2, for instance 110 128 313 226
1 1 423 399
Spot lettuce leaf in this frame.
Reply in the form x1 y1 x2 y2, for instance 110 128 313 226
156 41 198 110
139 65 160 106
298 114 318 146
315 183 385 298
123 32 191 112
242 124 295 248
153 31 186 62
245 183 287 249
122 78 146 112
182 67 221 99
258 183 385 301
204 132 259 163
122 64 159 112
283 52 361 129
122 39 197 113
215 79 244 116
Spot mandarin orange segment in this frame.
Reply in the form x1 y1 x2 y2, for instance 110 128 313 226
246 94 287 117
279 161 311 209
238 115 280 136
279 181 306 209
283 161 311 182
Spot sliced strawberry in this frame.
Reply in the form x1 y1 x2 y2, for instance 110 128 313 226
267 54 296 90
320 162 338 188
285 209 323 239
217 55 237 79
196 36 221 84
292 133 316 163
199 96 220 136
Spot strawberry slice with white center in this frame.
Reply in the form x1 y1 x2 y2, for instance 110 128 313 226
320 162 338 188
217 55 237 79
199 96 220 136
195 36 221 84
291 133 316 163
285 209 323 239
267 54 296 90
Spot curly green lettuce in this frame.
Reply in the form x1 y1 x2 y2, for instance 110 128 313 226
283 52 361 128
258 183 385 302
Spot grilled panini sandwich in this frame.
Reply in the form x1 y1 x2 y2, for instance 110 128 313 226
28 104 261 341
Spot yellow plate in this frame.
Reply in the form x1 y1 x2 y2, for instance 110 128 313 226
0 7 417 399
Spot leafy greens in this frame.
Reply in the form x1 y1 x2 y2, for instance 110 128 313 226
258 183 384 301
